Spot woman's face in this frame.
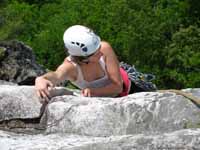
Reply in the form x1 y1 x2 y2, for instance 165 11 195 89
69 46 102 64
75 48 102 64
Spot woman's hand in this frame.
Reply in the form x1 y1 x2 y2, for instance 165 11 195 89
35 77 54 103
81 88 92 97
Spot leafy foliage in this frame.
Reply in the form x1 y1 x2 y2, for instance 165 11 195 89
161 26 200 88
0 0 199 89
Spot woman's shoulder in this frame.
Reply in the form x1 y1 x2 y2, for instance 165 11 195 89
100 41 115 54
61 57 77 72
56 57 77 81
100 41 112 48
63 56 77 69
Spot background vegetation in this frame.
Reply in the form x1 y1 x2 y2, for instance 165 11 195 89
0 0 199 89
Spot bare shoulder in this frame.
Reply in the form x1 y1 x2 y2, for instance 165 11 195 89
100 41 115 55
100 41 112 48
57 58 74 71
99 41 120 69
55 57 77 81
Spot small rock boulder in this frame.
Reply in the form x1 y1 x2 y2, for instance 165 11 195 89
0 40 46 85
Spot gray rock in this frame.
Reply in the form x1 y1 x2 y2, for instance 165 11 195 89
0 85 77 122
45 91 200 136
0 80 17 85
0 40 46 85
0 85 42 121
0 85 200 149
0 129 200 150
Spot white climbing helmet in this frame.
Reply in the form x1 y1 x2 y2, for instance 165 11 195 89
63 25 101 56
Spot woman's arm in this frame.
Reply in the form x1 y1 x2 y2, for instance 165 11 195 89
35 60 76 102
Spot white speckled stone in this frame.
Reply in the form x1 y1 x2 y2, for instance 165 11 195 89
0 129 200 150
0 85 42 121
45 91 200 136
0 85 200 149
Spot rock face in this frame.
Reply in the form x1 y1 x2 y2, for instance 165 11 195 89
0 85 75 122
0 80 17 85
0 85 200 149
0 85 42 122
0 41 46 85
45 91 200 137
1 129 200 150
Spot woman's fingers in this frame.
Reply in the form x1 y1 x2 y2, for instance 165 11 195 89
81 89 84 96
41 91 50 102
36 91 45 103
35 78 55 103
81 88 91 97
41 81 53 97
87 90 91 97
37 89 51 104
47 81 54 88
36 90 42 98
44 88 51 98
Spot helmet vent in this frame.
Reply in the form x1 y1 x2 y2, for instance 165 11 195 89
82 47 88 52
80 43 85 48
70 41 88 52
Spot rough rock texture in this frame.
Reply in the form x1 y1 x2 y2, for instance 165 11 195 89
0 80 17 85
0 40 46 85
0 85 75 122
1 129 200 150
45 90 200 136
0 85 42 121
0 85 200 149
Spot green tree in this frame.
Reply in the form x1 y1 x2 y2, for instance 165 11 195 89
0 0 199 89
160 26 200 88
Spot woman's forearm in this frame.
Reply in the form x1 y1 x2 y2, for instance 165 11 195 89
90 82 123 97
37 72 60 85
